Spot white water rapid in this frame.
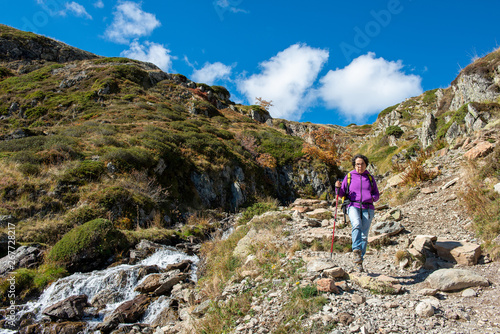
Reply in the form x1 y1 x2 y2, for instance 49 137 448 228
8 246 199 333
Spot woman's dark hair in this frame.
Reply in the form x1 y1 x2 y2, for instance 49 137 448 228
351 154 369 167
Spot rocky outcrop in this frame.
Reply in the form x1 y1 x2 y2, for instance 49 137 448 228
420 113 437 148
450 73 500 111
0 245 43 276
0 24 97 63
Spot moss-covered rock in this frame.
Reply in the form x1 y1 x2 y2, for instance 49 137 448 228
47 218 128 273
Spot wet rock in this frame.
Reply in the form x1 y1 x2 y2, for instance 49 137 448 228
43 295 89 320
165 260 193 273
134 270 188 296
98 294 151 333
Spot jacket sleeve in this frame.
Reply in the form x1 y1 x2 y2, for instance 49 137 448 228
337 175 348 198
371 177 380 202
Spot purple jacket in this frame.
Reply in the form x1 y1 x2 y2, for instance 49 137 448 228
337 170 380 210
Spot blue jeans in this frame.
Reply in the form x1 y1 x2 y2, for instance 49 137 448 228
348 206 374 260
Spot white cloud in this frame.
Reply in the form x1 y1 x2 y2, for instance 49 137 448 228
318 52 423 121
94 0 104 8
104 1 161 44
121 40 173 72
58 2 92 19
237 43 329 120
191 62 233 85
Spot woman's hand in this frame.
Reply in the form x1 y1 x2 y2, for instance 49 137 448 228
335 180 342 188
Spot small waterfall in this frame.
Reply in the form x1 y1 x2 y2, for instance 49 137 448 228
14 246 199 331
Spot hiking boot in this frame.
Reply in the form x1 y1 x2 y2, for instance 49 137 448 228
355 262 364 273
353 249 362 264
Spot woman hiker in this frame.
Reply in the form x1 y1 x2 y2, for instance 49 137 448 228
335 154 380 272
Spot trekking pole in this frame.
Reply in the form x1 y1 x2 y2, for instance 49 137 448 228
330 181 341 259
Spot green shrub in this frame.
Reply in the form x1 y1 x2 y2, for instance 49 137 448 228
385 125 404 138
18 162 41 176
423 89 438 105
25 106 48 119
0 66 14 80
103 147 155 170
47 218 128 271
240 201 279 224
113 65 149 87
211 85 230 98
377 104 399 119
64 205 106 227
61 160 105 183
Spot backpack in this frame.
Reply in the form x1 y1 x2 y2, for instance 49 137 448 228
340 172 374 223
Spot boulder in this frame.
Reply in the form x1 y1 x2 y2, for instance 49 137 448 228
43 295 89 320
464 141 494 160
371 221 404 236
135 270 188 296
306 259 336 272
165 260 193 272
411 235 437 256
425 269 490 291
98 294 151 332
323 267 346 278
434 239 481 265
386 173 404 188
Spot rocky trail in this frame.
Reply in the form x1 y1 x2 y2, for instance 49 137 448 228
213 145 500 334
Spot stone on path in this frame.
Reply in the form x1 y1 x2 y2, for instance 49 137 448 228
434 239 481 265
425 269 490 291
316 278 340 293
371 221 404 236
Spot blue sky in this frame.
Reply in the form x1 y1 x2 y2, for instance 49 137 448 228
1 1 499 126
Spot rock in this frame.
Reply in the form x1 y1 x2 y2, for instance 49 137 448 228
368 233 391 247
434 239 481 265
416 301 434 317
191 299 212 318
0 215 16 227
411 235 437 255
461 288 477 297
316 278 339 293
420 113 437 148
98 294 151 332
418 288 438 296
371 221 404 236
323 267 346 278
306 259 336 272
43 295 88 320
421 187 436 194
349 273 403 294
386 173 404 188
351 294 366 304
464 141 494 160
445 121 462 144
130 240 166 262
165 260 192 273
426 269 490 291
335 312 354 325
494 182 500 195
0 245 43 276
441 177 459 190
135 270 188 296
90 289 122 308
